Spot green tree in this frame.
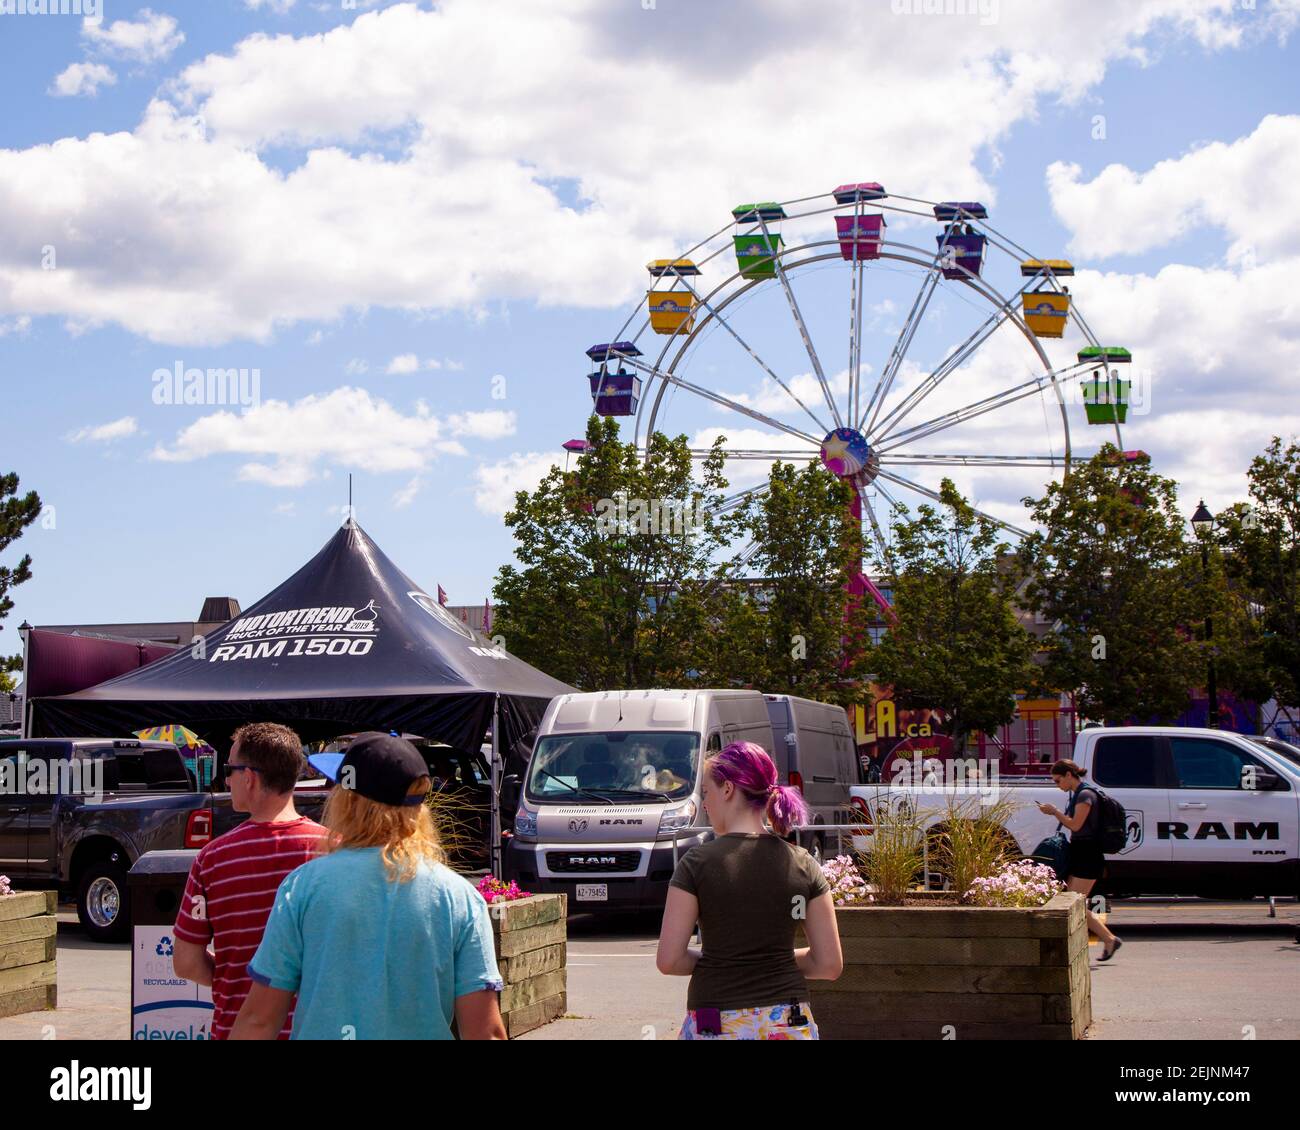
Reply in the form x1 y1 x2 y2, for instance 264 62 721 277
1216 437 1300 711
1 472 42 693
867 478 1038 752
491 416 735 689
1016 446 1206 723
706 460 875 707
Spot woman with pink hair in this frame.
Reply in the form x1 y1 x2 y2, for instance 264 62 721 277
656 741 843 1040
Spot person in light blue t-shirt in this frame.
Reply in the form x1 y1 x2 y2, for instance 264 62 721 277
231 732 506 1041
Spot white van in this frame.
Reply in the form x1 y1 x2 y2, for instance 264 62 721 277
505 689 774 912
765 694 858 860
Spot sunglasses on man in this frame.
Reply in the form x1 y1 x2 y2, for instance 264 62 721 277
225 762 264 780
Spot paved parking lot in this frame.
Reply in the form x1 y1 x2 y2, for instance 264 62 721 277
2 899 1296 1041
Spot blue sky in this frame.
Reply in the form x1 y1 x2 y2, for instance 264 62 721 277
2 0 1298 643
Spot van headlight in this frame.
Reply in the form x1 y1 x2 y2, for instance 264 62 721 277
514 806 538 839
658 800 697 835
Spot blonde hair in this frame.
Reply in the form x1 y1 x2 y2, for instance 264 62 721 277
321 776 444 881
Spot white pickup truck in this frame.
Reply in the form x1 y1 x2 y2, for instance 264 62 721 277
849 727 1300 898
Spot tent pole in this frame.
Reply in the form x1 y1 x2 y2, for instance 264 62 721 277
490 693 502 880
19 624 31 739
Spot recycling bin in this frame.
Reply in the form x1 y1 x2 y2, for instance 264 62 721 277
128 850 213 1040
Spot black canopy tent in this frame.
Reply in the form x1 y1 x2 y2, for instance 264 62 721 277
30 521 572 873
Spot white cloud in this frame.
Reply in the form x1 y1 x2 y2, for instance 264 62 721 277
273 500 296 515
245 0 297 12
392 476 422 508
0 315 32 337
344 357 368 375
82 9 185 63
0 0 1276 345
1043 114 1300 505
472 451 560 517
1047 115 1300 263
67 416 138 443
385 353 459 374
385 353 420 374
49 62 117 99
148 386 515 486
304 328 324 345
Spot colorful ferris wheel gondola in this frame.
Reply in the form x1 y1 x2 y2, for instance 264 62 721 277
732 201 787 279
1019 258 1074 338
833 183 887 261
646 259 700 335
1078 345 1132 425
585 341 642 417
933 201 988 279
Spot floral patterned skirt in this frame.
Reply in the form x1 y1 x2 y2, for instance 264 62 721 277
678 1003 819 1040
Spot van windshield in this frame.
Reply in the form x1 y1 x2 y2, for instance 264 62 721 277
527 731 699 802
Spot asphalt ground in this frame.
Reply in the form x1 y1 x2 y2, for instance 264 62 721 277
1 898 1296 1041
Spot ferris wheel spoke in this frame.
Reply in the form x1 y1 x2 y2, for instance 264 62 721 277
882 453 1065 468
703 539 764 599
875 469 1031 539
870 288 1027 445
874 370 1064 454
757 215 843 430
858 239 950 436
685 447 813 460
617 355 821 446
712 483 770 516
677 276 830 435
859 490 896 581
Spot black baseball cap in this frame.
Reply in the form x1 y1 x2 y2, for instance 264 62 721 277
308 731 428 806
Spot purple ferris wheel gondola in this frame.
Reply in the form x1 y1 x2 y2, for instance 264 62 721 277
585 342 643 417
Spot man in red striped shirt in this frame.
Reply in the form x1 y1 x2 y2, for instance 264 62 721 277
172 723 327 1039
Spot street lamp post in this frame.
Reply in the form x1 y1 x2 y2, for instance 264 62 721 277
1189 501 1219 728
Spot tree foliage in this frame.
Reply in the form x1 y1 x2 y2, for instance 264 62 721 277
1016 446 1211 723
1216 436 1300 709
492 416 733 689
1 472 41 693
867 478 1038 751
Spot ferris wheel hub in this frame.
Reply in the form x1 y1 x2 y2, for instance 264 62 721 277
819 427 880 485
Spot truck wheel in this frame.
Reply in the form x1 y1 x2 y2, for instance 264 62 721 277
77 859 131 943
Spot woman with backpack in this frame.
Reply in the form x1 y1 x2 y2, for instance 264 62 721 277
655 741 843 1039
1037 758 1122 960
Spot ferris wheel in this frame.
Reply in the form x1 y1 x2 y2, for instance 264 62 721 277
581 183 1134 614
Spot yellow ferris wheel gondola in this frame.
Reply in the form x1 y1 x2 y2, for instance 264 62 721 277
1019 259 1074 338
645 259 700 335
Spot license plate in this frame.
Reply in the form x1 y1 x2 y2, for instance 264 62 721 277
576 883 608 902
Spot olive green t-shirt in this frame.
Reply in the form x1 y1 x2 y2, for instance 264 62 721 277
669 833 830 1011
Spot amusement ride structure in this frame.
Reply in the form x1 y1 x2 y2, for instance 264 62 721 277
579 184 1136 617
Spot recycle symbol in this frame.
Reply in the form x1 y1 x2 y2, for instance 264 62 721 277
156 937 174 958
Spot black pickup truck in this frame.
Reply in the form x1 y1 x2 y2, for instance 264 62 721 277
0 737 330 942
1 735 492 941
0 738 213 942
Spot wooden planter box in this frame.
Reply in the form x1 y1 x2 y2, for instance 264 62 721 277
0 891 58 1020
488 893 567 1039
807 891 1091 1040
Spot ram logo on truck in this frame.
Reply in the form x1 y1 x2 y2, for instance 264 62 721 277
1157 821 1280 840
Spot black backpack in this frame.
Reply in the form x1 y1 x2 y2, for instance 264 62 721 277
1082 785 1128 854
